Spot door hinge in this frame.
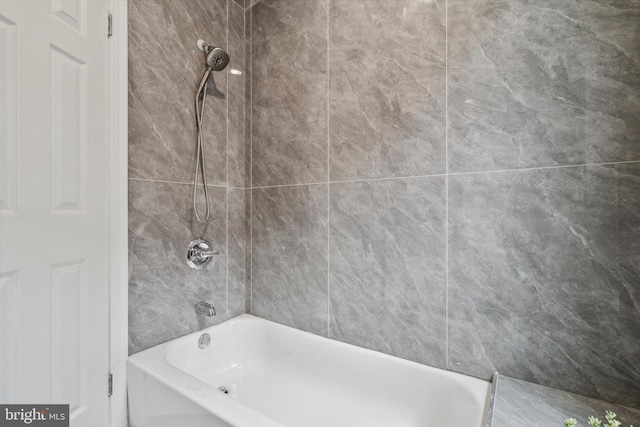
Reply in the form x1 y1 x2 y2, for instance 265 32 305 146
107 13 113 38
108 373 113 397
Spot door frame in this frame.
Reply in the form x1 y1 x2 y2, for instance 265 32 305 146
107 0 128 426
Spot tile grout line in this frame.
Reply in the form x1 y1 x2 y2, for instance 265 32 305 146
331 174 445 184
252 181 335 189
128 157 640 193
245 159 640 190
444 0 449 371
128 177 227 187
249 6 253 314
447 160 640 176
128 177 247 189
249 173 447 190
226 0 230 318
326 0 331 338
226 189 229 316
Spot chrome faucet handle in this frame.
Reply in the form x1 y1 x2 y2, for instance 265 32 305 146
186 239 218 269
195 301 216 317
197 250 219 258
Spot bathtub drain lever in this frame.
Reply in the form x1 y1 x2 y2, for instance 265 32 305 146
198 333 211 349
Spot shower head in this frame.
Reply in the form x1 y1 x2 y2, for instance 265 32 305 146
205 47 230 71
197 40 229 71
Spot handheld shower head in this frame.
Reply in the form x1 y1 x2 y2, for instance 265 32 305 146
205 47 230 71
197 40 229 71
192 39 229 225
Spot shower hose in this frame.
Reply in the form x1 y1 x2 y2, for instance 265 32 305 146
193 68 212 224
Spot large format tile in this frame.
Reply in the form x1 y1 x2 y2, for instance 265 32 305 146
244 6 252 188
228 2 246 188
490 375 640 427
128 180 228 354
251 185 328 335
329 178 447 367
244 186 252 313
329 0 446 181
448 164 640 408
228 188 247 318
251 0 328 186
448 0 640 173
128 0 228 184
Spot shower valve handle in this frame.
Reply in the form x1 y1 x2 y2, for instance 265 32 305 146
186 239 218 269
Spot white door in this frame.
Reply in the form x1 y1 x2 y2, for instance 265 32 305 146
1 0 110 425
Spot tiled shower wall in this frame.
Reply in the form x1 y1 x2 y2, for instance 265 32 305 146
246 0 640 409
127 0 247 354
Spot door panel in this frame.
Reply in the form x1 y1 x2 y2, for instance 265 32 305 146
0 0 110 425
0 15 17 215
0 271 18 401
50 44 87 213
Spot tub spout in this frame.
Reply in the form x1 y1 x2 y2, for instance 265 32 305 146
196 301 216 317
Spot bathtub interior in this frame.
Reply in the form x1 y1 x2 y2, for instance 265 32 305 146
160 315 491 427
128 360 236 427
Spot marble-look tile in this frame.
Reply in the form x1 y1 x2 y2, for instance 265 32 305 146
245 186 252 313
128 180 228 354
128 0 228 184
491 375 640 426
232 0 244 9
251 0 328 186
448 164 640 408
228 2 246 188
244 7 252 188
448 0 640 173
227 188 247 318
329 0 446 181
329 178 447 368
251 185 328 335
244 7 252 313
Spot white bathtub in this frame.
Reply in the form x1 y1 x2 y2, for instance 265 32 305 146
128 315 491 427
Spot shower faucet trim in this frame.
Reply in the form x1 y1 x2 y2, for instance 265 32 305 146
186 239 218 269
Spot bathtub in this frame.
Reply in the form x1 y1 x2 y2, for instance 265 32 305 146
128 315 491 427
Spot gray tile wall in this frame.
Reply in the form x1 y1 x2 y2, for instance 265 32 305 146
247 0 640 409
329 178 447 368
127 0 640 409
448 164 640 405
128 0 247 354
251 0 328 186
251 185 329 335
448 0 640 173
329 0 446 180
